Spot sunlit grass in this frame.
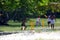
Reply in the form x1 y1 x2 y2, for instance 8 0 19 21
0 18 60 32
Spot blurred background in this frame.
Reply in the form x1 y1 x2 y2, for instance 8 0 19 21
0 0 60 32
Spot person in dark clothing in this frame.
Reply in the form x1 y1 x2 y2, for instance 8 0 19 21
44 15 51 27
21 18 26 30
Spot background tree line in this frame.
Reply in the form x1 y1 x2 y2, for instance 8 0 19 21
0 0 60 25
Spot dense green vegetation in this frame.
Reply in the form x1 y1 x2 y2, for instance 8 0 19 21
0 0 60 15
0 0 60 25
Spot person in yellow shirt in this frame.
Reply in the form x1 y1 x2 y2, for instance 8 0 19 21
30 20 34 30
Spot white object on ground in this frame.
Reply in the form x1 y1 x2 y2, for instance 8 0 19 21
0 31 60 40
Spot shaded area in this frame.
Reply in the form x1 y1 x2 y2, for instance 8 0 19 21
0 31 19 36
8 25 21 27
0 32 12 35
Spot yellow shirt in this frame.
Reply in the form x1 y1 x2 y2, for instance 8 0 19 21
30 21 34 30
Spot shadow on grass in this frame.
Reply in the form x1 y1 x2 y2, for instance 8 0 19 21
0 25 20 27
7 25 21 27
0 24 48 27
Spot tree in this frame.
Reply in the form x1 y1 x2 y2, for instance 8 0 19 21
0 0 60 25
0 0 20 25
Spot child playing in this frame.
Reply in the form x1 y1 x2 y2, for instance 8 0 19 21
50 15 56 29
30 20 34 30
21 18 26 30
44 15 51 27
36 16 41 26
30 20 35 33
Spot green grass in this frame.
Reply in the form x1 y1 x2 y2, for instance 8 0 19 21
0 26 21 32
0 18 60 32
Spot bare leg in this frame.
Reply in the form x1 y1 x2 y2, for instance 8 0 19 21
48 24 50 27
48 22 51 27
51 24 54 30
21 26 26 30
51 24 52 29
52 24 54 29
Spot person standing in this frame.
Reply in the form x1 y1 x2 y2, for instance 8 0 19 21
44 15 51 27
47 15 51 27
50 15 56 29
36 16 41 26
21 18 26 30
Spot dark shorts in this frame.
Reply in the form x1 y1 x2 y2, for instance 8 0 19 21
21 24 26 28
48 21 51 24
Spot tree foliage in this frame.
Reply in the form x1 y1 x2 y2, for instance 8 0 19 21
0 0 60 16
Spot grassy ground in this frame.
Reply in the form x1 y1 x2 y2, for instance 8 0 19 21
0 18 60 32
